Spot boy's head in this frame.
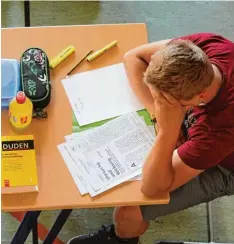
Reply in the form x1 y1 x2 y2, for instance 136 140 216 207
144 39 214 106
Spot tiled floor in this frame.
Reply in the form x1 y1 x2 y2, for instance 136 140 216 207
1 1 234 243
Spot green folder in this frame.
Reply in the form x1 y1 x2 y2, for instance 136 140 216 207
72 109 153 133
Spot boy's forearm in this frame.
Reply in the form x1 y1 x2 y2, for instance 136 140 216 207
123 53 155 115
141 132 178 196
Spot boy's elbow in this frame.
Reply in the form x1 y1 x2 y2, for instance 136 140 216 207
123 50 136 63
140 185 157 197
140 182 171 198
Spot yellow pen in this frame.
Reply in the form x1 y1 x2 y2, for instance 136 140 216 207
50 45 75 68
87 40 118 62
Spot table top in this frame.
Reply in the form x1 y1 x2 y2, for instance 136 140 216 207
1 24 169 212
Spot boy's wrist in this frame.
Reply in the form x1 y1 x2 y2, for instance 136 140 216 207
157 129 179 146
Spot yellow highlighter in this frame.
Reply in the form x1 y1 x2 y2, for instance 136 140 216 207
87 40 117 62
50 45 75 68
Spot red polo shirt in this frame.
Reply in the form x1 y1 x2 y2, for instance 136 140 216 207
176 33 234 170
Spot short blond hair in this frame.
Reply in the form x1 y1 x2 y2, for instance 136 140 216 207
144 39 214 100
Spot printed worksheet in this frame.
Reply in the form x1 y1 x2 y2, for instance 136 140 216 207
66 117 156 142
64 119 156 183
65 112 155 196
65 129 95 142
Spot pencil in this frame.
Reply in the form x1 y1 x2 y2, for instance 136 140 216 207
67 49 93 75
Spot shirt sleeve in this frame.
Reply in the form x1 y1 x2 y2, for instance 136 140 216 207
177 126 234 170
174 32 223 43
173 32 214 43
174 33 234 66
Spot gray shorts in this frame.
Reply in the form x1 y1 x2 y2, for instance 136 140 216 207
140 166 234 220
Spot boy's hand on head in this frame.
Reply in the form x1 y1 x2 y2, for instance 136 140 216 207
149 87 185 137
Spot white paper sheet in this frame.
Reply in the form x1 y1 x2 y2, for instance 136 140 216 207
129 175 142 181
57 144 88 195
65 112 154 196
62 63 144 126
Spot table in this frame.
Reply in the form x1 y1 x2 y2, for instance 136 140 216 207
1 24 169 244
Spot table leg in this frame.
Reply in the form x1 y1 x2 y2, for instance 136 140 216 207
24 1 30 27
11 211 41 244
43 209 73 244
32 216 39 244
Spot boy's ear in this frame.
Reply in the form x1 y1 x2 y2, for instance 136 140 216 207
199 91 207 101
199 93 205 98
199 88 208 98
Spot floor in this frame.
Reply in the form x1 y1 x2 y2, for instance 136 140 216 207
1 1 234 244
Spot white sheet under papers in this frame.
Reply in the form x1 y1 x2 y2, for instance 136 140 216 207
62 63 144 126
57 144 88 195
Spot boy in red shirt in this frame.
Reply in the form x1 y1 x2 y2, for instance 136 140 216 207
68 33 234 244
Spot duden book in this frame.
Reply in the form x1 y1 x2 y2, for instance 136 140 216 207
1 135 38 194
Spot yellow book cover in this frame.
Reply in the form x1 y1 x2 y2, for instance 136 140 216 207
1 135 38 194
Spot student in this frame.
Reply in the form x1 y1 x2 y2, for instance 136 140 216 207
67 33 234 244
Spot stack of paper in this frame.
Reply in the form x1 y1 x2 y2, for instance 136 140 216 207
62 63 144 126
58 112 156 197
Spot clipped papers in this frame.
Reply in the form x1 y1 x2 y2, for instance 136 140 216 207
58 112 156 197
